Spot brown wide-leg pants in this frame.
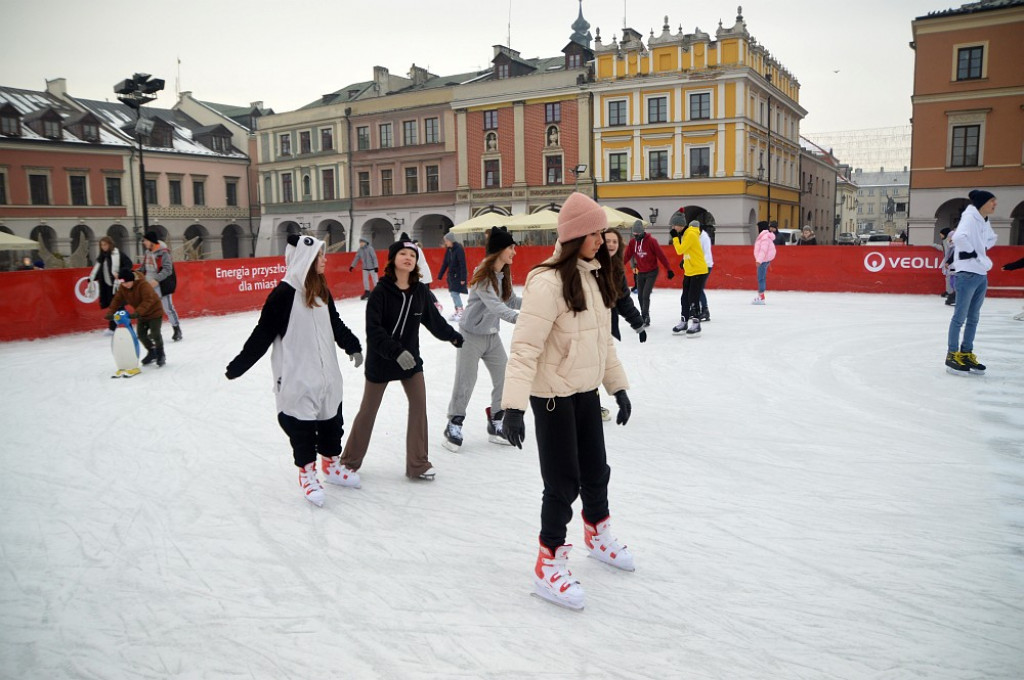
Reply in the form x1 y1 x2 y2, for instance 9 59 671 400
338 372 432 479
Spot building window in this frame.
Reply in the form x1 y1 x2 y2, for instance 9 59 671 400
43 119 61 139
689 148 710 177
281 173 293 202
320 127 333 151
484 159 500 188
956 46 983 81
689 92 711 120
568 53 582 69
0 171 6 204
357 126 370 150
169 179 182 205
402 120 417 146
29 175 49 204
379 123 393 149
381 169 393 196
649 151 668 179
483 110 498 130
608 100 626 126
497 63 510 79
426 165 439 192
1 115 18 136
647 97 667 123
193 180 205 206
70 176 88 206
300 131 311 154
424 117 439 144
144 179 158 206
105 177 121 206
279 133 291 156
82 123 99 141
358 171 370 197
950 124 980 167
321 169 335 200
609 153 628 181
226 181 238 206
545 156 562 185
405 167 418 194
302 174 311 197
545 103 561 124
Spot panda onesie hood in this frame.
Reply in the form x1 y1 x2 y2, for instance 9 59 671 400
225 234 362 421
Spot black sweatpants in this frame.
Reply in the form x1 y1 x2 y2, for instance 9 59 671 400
635 269 658 323
681 273 709 320
531 390 611 550
277 402 345 468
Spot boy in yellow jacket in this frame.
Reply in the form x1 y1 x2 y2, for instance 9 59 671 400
669 212 708 336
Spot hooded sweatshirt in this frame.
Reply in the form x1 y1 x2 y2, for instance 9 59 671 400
951 205 997 275
350 242 379 271
226 235 361 420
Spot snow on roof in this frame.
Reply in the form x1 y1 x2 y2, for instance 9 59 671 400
0 86 129 147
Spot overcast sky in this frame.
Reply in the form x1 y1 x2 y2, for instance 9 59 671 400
2 0 947 133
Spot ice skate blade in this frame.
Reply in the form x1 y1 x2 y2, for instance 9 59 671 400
488 434 512 446
587 551 636 572
322 477 361 489
946 367 979 377
685 333 701 339
441 439 461 453
532 583 584 611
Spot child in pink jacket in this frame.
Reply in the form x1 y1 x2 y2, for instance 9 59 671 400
753 221 777 305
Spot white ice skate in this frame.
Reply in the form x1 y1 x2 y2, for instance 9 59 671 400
298 463 325 507
584 516 635 572
533 542 585 610
320 456 361 488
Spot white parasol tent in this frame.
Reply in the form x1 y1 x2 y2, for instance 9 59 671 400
0 232 40 251
448 212 511 234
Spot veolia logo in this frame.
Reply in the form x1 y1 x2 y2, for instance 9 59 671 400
74 276 99 304
863 252 942 273
863 252 886 273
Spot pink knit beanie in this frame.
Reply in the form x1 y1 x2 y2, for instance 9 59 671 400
557 192 607 243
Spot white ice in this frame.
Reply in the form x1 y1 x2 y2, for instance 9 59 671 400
1 289 1023 679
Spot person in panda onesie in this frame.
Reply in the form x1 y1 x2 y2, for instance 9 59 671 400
225 234 363 507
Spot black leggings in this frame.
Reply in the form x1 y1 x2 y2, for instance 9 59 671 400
531 390 611 549
681 273 708 320
277 402 345 468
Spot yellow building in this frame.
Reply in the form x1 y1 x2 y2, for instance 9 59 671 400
590 10 805 244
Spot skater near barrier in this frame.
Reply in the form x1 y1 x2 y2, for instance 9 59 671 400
1003 256 1024 321
500 192 634 610
437 232 468 321
339 238 464 482
443 227 521 452
349 237 379 301
669 213 709 336
600 226 646 421
938 227 956 304
225 234 363 507
87 236 132 332
140 232 182 342
622 219 673 327
104 268 166 367
753 221 777 304
945 190 998 375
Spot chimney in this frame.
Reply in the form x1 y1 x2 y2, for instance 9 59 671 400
493 45 521 60
249 101 263 110
373 66 390 95
409 64 432 86
45 77 67 97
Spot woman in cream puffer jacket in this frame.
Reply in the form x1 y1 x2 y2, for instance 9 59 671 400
500 191 635 611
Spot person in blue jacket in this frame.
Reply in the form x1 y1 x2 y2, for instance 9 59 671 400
437 231 468 321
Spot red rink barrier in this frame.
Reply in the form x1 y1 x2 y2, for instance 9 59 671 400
1 245 1021 342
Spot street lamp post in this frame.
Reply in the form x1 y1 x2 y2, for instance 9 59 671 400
114 73 164 257
568 163 587 192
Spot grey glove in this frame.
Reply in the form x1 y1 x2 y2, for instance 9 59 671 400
396 350 416 371
349 352 363 368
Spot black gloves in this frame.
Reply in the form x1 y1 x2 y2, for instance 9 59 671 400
614 390 631 426
666 269 675 280
451 333 464 348
502 409 526 449
633 325 646 343
679 259 686 270
225 363 242 380
348 265 354 271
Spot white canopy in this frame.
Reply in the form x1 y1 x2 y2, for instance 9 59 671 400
0 232 40 251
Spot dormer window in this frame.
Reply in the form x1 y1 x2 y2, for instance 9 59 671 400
82 123 99 141
65 111 102 142
1 114 18 136
43 119 61 139
497 63 510 79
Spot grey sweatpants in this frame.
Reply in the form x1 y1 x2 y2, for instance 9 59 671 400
447 331 508 420
361 268 379 292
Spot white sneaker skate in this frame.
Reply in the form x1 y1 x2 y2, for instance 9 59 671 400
298 462 325 507
584 516 635 571
449 307 464 322
320 456 361 488
685 317 701 338
672 319 688 334
417 467 436 481
533 542 585 610
751 296 766 305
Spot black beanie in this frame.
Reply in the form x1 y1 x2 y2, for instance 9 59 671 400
117 267 135 282
968 190 995 210
486 227 516 255
757 221 770 232
143 231 160 244
388 238 418 262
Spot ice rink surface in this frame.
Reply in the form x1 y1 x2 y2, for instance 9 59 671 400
1 289 1022 679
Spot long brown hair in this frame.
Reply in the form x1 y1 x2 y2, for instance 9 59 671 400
303 256 330 308
469 252 513 300
532 236 618 312
603 228 627 296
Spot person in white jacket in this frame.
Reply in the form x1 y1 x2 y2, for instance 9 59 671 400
945 190 998 375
